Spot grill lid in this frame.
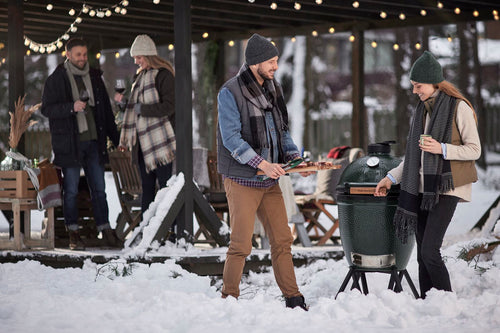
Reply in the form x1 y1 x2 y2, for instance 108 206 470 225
337 141 402 195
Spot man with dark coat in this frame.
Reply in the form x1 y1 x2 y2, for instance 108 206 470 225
41 38 121 250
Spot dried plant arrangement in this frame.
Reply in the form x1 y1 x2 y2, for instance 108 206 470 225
9 95 40 149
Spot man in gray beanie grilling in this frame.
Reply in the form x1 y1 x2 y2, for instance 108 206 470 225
216 33 312 310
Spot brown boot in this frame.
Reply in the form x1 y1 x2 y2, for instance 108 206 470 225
102 228 124 248
68 230 85 251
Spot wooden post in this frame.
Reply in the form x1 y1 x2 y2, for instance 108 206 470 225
351 28 367 150
8 0 25 153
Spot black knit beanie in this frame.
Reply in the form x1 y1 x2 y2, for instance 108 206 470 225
409 51 444 84
245 34 279 65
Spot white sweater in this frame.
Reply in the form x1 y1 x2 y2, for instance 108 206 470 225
389 100 481 202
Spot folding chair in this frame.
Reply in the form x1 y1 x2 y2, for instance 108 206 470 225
108 150 142 240
193 151 229 245
295 147 364 245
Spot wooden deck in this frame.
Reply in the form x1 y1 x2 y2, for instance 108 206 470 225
0 246 344 276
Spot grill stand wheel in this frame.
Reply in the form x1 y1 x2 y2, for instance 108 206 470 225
335 266 419 299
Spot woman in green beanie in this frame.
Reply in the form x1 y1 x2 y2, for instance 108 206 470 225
374 51 481 298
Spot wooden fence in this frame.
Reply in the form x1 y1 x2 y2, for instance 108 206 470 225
308 104 500 157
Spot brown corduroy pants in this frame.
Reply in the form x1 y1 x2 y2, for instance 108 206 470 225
221 178 302 299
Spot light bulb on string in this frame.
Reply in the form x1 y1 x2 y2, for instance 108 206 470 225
248 0 255 3
380 11 387 19
106 9 112 16
291 37 296 42
96 52 101 59
454 7 461 15
202 32 209 39
316 0 323 4
329 27 335 34
349 35 355 42
415 42 422 50
399 13 406 20
371 41 377 48
228 40 235 47
75 17 82 24
352 1 359 8
493 10 499 16
82 6 89 14
46 4 53 11
294 2 301 10
447 34 452 42
168 44 174 50
270 2 277 10
122 0 129 6
153 0 160 4
115 52 120 58
437 2 443 9
89 10 96 16
115 6 121 13
473 10 479 17
393 43 399 51
120 8 127 15
420 9 427 16
69 8 75 16
312 30 318 37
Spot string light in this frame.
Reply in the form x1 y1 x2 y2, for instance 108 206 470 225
371 41 377 48
24 1 131 54
153 0 160 4
494 10 499 16
447 34 453 42
454 7 461 15
291 37 296 42
115 52 120 58
329 27 335 34
270 2 277 10
349 35 355 42
393 43 399 51
315 0 323 4
399 13 406 20
248 0 255 3
294 2 301 10
352 1 359 9
202 32 209 39
312 30 318 37
437 2 444 9
168 44 174 50
228 40 235 47
96 52 101 59
420 10 427 16
380 11 387 19
473 10 479 17
415 42 422 50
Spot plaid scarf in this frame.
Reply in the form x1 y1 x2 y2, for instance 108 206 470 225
394 91 456 243
120 69 176 172
237 64 289 159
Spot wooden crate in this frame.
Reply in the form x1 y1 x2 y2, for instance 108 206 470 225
0 170 37 199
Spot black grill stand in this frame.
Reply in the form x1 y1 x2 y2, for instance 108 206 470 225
336 266 420 299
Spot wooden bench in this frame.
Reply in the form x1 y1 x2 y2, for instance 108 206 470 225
0 171 54 250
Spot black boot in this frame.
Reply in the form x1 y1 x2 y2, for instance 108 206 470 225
68 230 85 251
285 295 309 311
102 228 124 248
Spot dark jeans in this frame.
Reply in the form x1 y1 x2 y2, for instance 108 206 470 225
137 148 173 213
416 194 459 298
62 140 110 231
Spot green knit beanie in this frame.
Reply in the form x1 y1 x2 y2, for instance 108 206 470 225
409 51 444 84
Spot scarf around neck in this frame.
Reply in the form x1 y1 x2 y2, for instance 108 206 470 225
393 91 456 243
64 60 95 133
236 63 289 155
120 69 176 172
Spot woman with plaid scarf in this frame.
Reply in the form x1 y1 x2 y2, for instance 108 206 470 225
374 51 481 299
115 35 176 217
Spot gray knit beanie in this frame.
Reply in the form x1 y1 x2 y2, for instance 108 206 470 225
130 34 157 57
245 34 279 65
409 51 444 84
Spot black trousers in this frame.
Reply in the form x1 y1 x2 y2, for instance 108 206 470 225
416 194 459 298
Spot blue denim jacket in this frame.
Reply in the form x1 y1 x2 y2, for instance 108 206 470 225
218 87 299 182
